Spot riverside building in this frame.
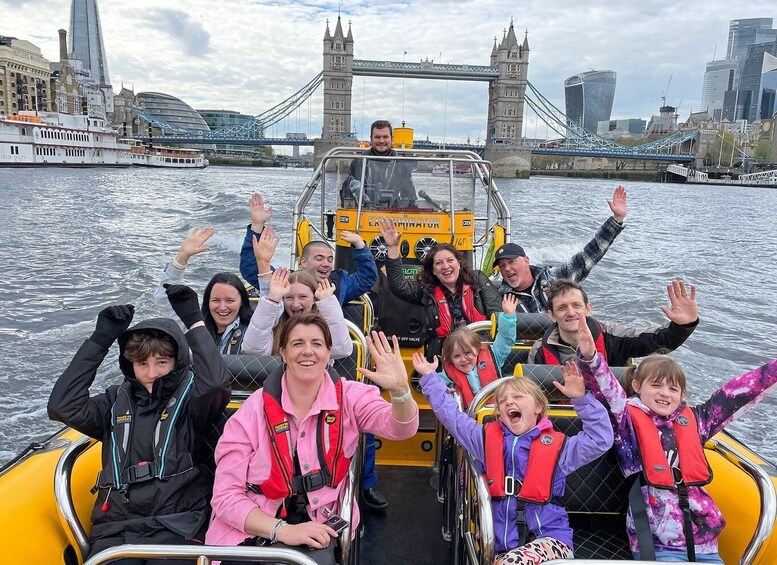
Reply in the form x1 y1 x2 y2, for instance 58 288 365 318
563 70 616 134
0 36 53 115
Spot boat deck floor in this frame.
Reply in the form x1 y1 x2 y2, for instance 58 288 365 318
360 465 450 564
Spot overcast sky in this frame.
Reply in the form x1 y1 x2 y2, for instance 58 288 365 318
2 0 776 143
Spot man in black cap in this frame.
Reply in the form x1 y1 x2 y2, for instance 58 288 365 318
495 185 627 312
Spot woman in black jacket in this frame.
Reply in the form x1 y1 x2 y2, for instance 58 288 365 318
377 218 503 357
47 285 230 563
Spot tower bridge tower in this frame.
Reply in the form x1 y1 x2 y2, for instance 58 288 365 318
321 17 353 139
314 17 531 175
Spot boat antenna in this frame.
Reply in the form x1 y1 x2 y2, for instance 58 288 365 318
402 50 407 123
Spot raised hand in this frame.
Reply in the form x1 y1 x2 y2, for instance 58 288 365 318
315 278 336 301
252 225 280 267
661 279 698 325
607 185 628 223
177 227 215 264
90 304 135 349
357 332 409 395
249 192 272 231
576 314 596 360
377 218 401 248
341 230 366 250
412 352 439 375
554 360 586 399
164 284 204 328
501 293 518 315
267 268 291 302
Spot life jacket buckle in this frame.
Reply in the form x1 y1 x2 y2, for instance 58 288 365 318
672 466 684 486
126 461 156 484
297 470 327 493
504 476 522 497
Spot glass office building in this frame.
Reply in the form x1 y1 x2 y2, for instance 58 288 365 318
564 70 616 133
739 40 777 121
727 18 776 87
68 0 110 85
701 59 738 120
136 92 210 132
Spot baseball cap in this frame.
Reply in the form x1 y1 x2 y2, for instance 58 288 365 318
493 243 526 267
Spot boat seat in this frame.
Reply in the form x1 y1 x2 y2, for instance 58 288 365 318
457 378 634 562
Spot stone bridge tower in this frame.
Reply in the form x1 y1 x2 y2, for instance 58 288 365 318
315 16 355 162
484 20 531 176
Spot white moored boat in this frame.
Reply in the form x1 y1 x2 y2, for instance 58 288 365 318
127 140 209 168
0 111 132 167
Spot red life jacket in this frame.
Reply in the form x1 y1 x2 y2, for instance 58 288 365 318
482 421 566 503
433 285 487 338
541 317 607 365
444 344 499 407
257 369 351 501
627 404 712 488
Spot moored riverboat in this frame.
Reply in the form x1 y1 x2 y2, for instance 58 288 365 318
0 147 775 564
0 111 132 167
126 139 209 169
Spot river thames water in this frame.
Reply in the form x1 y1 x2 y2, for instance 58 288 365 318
1 166 776 466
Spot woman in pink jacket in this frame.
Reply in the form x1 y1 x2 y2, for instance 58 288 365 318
206 312 418 563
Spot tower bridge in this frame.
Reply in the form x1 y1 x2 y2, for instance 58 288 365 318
132 16 699 172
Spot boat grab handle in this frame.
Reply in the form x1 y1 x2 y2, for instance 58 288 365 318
54 434 98 560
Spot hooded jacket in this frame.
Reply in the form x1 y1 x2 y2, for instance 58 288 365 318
579 352 777 555
420 372 613 553
48 318 230 546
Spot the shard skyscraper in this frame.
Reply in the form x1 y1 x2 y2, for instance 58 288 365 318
68 0 111 85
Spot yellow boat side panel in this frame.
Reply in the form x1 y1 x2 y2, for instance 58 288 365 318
0 428 99 563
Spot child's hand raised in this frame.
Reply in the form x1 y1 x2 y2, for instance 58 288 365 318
315 278 337 301
554 360 586 399
576 315 596 360
501 293 518 315
412 352 439 375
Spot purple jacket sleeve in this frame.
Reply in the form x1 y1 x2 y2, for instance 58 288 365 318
694 358 777 441
420 372 485 463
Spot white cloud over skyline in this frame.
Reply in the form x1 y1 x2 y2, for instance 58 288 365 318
2 0 775 144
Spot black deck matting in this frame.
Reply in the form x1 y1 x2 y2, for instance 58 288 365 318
359 465 451 564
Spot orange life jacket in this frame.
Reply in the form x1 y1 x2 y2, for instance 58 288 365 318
444 343 499 407
541 317 607 365
434 285 487 338
256 369 350 501
482 421 566 503
627 404 712 488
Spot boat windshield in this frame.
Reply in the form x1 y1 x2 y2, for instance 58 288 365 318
332 153 479 213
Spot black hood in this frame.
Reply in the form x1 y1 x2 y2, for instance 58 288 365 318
117 317 191 396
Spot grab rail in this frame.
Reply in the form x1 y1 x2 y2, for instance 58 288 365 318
84 544 320 564
54 434 97 560
708 436 777 564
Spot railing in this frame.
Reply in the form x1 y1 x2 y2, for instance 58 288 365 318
85 544 321 564
708 436 777 565
54 434 97 559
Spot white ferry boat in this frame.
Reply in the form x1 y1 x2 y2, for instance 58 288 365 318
0 111 132 167
127 140 209 168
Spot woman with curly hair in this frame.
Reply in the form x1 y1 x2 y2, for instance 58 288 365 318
377 218 502 357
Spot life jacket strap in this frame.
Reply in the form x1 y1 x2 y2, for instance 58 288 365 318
677 483 697 562
247 468 331 496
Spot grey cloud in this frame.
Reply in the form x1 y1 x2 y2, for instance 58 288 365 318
138 9 211 57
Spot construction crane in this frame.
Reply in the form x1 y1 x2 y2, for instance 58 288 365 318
661 74 673 108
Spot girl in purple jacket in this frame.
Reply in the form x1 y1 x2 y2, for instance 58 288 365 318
414 353 613 564
574 312 777 563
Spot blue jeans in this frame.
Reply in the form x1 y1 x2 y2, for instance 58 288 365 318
362 432 377 489
633 550 724 563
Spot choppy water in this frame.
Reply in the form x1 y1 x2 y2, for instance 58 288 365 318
1 166 776 466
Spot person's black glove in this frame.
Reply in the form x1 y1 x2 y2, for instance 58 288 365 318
90 304 135 349
164 284 204 328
